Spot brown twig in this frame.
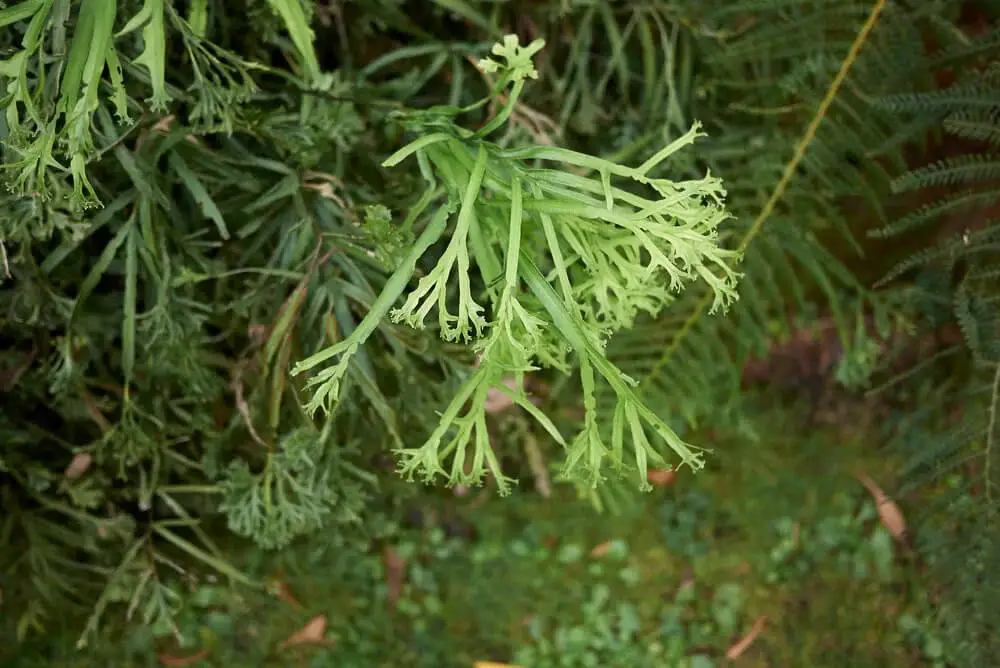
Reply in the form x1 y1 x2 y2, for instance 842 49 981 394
230 358 269 450
0 346 37 392
726 615 768 660
80 388 112 433
1 240 10 279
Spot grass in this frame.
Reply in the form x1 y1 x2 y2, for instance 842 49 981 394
5 394 948 667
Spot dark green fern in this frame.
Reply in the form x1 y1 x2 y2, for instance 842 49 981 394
870 22 1000 667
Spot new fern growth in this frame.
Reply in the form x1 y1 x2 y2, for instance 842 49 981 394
219 424 368 550
293 36 741 493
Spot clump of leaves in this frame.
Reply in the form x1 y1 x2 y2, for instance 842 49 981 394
0 0 316 208
516 584 662 667
293 35 741 494
763 500 897 585
0 0 385 643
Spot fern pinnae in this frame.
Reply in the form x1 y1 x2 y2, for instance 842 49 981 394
944 110 1000 144
892 155 1000 192
872 190 1000 239
876 85 1000 115
926 26 1000 71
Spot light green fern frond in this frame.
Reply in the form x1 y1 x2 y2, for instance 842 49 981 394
293 36 741 493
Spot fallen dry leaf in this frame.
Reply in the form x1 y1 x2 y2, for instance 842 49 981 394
64 452 93 479
158 650 210 666
523 433 551 498
271 579 303 609
726 615 767 660
280 615 329 650
590 541 613 558
151 115 176 133
383 545 407 611
646 468 675 487
855 472 907 542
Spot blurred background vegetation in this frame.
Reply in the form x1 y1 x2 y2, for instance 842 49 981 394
2 0 999 665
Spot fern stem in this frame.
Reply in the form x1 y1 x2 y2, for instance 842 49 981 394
741 0 887 249
639 0 887 396
986 364 1000 507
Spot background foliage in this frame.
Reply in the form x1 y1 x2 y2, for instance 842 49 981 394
1 0 998 663
0 397 954 667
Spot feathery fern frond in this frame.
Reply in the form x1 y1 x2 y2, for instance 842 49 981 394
614 0 895 436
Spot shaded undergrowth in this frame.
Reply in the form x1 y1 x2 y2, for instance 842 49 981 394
6 395 947 667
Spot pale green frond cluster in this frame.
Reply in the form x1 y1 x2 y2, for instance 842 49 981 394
480 35 545 81
294 36 740 493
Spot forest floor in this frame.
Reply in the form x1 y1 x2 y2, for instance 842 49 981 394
11 393 947 668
